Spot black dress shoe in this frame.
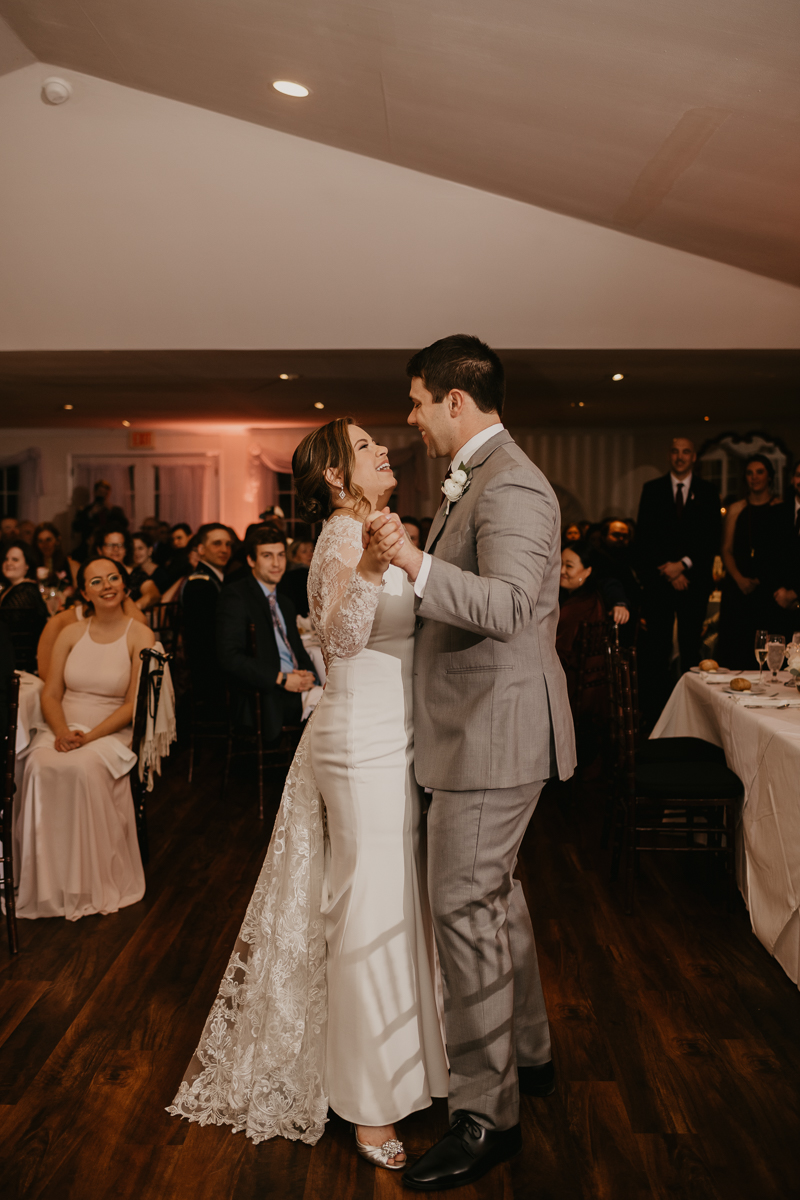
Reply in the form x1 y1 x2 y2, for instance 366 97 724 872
518 1059 555 1097
402 1114 521 1191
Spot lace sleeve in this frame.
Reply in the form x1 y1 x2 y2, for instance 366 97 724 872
308 516 383 664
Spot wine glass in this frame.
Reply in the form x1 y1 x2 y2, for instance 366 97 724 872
754 630 770 681
766 635 786 682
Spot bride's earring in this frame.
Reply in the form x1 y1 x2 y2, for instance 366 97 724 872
338 487 346 500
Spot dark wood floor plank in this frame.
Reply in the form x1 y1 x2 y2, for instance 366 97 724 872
1 749 799 1200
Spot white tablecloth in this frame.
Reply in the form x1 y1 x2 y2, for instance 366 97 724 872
652 671 800 987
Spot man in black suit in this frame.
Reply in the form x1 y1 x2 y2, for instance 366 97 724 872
637 437 722 716
216 525 316 743
182 523 233 715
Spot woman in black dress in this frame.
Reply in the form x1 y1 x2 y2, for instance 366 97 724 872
0 540 49 672
717 454 788 668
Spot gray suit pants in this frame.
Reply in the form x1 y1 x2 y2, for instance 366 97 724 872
427 781 551 1131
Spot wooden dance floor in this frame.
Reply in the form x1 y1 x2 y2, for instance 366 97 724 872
2 743 799 1200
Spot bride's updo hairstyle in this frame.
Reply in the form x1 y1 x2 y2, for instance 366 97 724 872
293 417 368 522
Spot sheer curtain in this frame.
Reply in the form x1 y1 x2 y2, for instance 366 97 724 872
157 463 209 529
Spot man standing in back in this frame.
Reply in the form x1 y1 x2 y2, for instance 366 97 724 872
636 437 721 719
368 334 576 1190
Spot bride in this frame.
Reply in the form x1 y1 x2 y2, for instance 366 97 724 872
168 418 448 1166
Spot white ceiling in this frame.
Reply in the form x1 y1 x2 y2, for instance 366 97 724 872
1 0 798 286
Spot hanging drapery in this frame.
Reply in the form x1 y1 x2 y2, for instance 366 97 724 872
156 463 210 529
0 448 43 522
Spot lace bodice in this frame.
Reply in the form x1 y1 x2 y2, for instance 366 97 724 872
308 514 383 669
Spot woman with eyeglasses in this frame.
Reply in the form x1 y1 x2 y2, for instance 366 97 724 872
15 556 155 920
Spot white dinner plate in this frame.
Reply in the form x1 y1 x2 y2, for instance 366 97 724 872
723 683 773 696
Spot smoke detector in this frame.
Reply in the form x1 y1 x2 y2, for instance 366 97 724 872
42 77 72 105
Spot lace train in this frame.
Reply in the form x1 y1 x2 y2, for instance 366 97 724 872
167 714 329 1145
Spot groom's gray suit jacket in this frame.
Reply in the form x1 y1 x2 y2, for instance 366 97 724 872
413 429 576 791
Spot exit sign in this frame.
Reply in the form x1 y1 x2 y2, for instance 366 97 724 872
129 430 155 449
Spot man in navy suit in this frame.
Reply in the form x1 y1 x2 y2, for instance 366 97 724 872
216 525 316 743
637 437 722 717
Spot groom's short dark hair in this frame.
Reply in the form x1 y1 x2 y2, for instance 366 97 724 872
406 335 505 417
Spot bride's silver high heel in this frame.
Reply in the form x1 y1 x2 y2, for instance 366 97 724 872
353 1125 406 1170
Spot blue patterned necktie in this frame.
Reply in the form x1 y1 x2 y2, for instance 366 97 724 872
268 590 298 669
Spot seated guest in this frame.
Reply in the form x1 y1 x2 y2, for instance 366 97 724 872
95 526 132 568
171 522 192 550
400 516 422 548
128 531 161 611
0 541 49 671
37 584 147 681
1 540 47 611
557 543 628 706
277 524 314 617
1 513 19 554
592 517 643 640
258 505 286 530
17 519 36 545
15 556 154 920
717 454 786 668
217 525 316 743
33 521 75 598
182 523 233 714
288 532 315 567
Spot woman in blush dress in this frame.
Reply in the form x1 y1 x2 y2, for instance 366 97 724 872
169 418 448 1168
15 556 154 920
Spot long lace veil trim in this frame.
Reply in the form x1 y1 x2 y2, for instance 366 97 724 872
167 714 328 1145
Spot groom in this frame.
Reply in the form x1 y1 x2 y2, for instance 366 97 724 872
369 334 576 1190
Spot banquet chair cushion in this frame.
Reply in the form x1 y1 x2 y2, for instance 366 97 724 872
634 760 743 801
636 737 726 766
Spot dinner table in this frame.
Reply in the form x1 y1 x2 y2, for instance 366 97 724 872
651 667 800 989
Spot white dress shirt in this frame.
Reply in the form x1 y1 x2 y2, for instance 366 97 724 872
414 423 504 597
670 472 693 570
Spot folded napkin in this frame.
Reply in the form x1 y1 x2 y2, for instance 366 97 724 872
701 673 754 685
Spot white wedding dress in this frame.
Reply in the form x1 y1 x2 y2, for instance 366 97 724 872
168 513 447 1144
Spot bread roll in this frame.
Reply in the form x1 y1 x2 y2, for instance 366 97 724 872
699 659 719 672
730 677 751 692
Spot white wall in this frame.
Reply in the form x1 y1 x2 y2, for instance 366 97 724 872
6 420 762 536
1 63 799 352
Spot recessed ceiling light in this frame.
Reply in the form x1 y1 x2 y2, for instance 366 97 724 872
578 401 585 407
612 373 624 381
704 415 710 421
279 372 299 381
273 81 309 98
314 402 325 409
122 420 130 427
63 403 73 410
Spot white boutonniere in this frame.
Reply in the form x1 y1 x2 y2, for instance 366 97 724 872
442 462 472 514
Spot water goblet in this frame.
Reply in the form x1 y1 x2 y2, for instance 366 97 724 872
754 630 770 682
766 635 786 682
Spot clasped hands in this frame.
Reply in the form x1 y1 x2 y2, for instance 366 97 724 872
658 561 689 591
55 729 87 753
361 509 423 581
